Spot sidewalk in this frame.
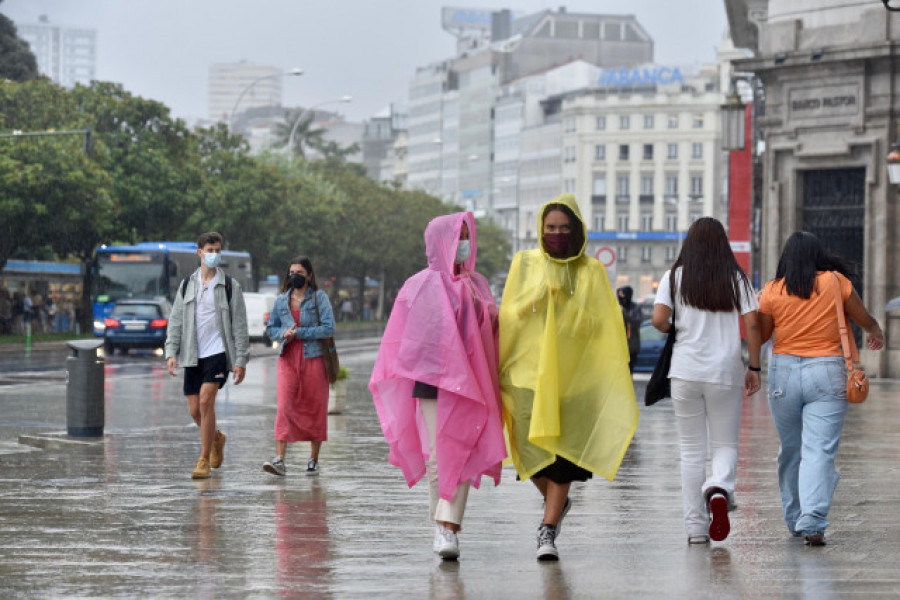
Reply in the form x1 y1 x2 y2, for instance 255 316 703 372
1 345 899 598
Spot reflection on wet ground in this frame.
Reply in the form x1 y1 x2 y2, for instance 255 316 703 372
0 342 899 598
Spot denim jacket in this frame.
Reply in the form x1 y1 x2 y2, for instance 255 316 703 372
266 287 335 358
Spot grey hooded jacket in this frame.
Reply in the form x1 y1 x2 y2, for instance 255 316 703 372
164 269 250 371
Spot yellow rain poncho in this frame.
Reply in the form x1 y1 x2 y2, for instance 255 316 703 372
499 194 638 481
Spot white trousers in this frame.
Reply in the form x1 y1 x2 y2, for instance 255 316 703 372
420 399 470 526
670 378 743 536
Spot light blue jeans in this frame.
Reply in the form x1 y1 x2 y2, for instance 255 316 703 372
767 354 848 536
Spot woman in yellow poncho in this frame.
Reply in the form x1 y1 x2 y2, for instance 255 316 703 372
499 194 639 561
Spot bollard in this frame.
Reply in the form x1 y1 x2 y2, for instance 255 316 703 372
65 339 105 437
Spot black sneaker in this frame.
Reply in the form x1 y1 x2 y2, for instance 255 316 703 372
536 524 559 561
263 457 286 476
306 458 319 476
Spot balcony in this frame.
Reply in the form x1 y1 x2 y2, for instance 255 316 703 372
591 195 606 205
615 195 631 204
639 194 654 204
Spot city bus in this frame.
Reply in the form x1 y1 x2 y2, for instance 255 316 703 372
91 242 254 336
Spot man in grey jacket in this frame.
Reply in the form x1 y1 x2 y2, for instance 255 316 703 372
165 232 250 479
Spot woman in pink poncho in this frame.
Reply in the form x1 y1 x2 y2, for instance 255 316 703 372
369 212 505 561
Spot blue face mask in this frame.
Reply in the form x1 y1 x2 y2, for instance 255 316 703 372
455 240 471 264
203 252 221 268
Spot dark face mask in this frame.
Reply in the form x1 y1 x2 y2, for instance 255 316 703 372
290 273 307 289
543 232 571 256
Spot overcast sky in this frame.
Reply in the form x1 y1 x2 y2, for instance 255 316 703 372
2 0 728 124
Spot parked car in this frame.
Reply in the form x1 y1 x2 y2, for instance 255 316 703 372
244 292 276 344
633 320 668 373
103 298 171 355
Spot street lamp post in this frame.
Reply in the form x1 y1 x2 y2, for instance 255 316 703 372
229 67 303 134
284 96 352 161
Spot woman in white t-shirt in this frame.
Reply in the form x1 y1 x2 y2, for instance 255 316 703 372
652 217 761 545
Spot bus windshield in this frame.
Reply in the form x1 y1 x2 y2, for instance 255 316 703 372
94 252 167 301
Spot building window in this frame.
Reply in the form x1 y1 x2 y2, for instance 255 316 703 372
564 146 576 163
643 144 653 160
665 173 678 197
668 114 679 129
618 144 629 161
690 210 702 223
690 174 703 198
564 178 576 193
641 212 653 230
617 212 629 232
665 212 678 231
640 174 653 196
692 143 703 159
641 245 652 263
595 145 606 161
667 143 678 159
594 214 605 230
644 115 654 129
596 116 606 130
616 174 629 197
617 245 629 264
692 114 704 129
620 115 630 130
665 245 677 261
564 116 577 133
592 174 606 197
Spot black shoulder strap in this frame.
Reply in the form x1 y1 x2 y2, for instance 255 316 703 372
181 272 232 304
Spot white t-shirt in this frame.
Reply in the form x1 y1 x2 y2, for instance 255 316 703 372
195 269 225 359
655 267 758 387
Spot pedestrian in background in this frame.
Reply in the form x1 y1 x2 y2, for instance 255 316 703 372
369 212 505 561
165 231 250 479
617 285 643 373
499 194 638 561
758 231 883 546
263 256 334 477
652 217 761 545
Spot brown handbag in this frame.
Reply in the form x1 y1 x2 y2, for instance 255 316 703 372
313 292 340 384
831 274 869 403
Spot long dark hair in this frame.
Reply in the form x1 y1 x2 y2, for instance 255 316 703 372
774 231 856 298
671 217 751 312
280 256 319 293
542 203 585 258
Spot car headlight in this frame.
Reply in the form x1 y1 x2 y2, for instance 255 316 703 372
93 320 106 333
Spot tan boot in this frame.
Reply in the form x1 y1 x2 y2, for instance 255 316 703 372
191 457 211 479
210 430 226 469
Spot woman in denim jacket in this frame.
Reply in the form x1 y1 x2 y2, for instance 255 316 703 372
262 256 335 476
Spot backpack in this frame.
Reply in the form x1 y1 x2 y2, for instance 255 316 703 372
181 272 232 304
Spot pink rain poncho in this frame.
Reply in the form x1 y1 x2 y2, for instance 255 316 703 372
369 212 506 500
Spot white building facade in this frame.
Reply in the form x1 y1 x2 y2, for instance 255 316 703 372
208 62 283 124
17 17 96 87
560 64 728 298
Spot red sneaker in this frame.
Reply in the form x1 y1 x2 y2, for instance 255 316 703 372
708 493 731 542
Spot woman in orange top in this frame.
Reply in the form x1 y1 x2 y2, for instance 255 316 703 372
758 232 883 546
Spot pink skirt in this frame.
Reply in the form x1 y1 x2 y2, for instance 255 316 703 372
275 339 329 442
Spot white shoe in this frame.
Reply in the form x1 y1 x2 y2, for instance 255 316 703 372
436 527 459 560
536 524 559 561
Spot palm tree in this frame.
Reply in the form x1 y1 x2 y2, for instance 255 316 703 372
273 108 326 159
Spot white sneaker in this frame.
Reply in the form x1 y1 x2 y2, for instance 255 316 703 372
436 527 459 560
536 524 559 561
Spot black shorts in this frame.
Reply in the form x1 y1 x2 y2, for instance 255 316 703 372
412 381 438 399
183 352 228 396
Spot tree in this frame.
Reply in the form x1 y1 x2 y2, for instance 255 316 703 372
0 3 38 82
272 108 325 159
69 81 203 243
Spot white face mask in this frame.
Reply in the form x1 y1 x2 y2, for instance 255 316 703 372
203 252 221 268
455 240 471 264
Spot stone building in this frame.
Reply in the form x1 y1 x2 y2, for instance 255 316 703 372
725 0 900 376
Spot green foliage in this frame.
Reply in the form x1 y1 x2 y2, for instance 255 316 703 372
0 8 38 82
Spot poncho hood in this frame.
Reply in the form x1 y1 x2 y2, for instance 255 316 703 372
369 212 505 500
499 197 638 481
426 211 477 275
538 193 586 263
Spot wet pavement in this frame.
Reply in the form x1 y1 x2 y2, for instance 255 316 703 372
1 340 900 599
